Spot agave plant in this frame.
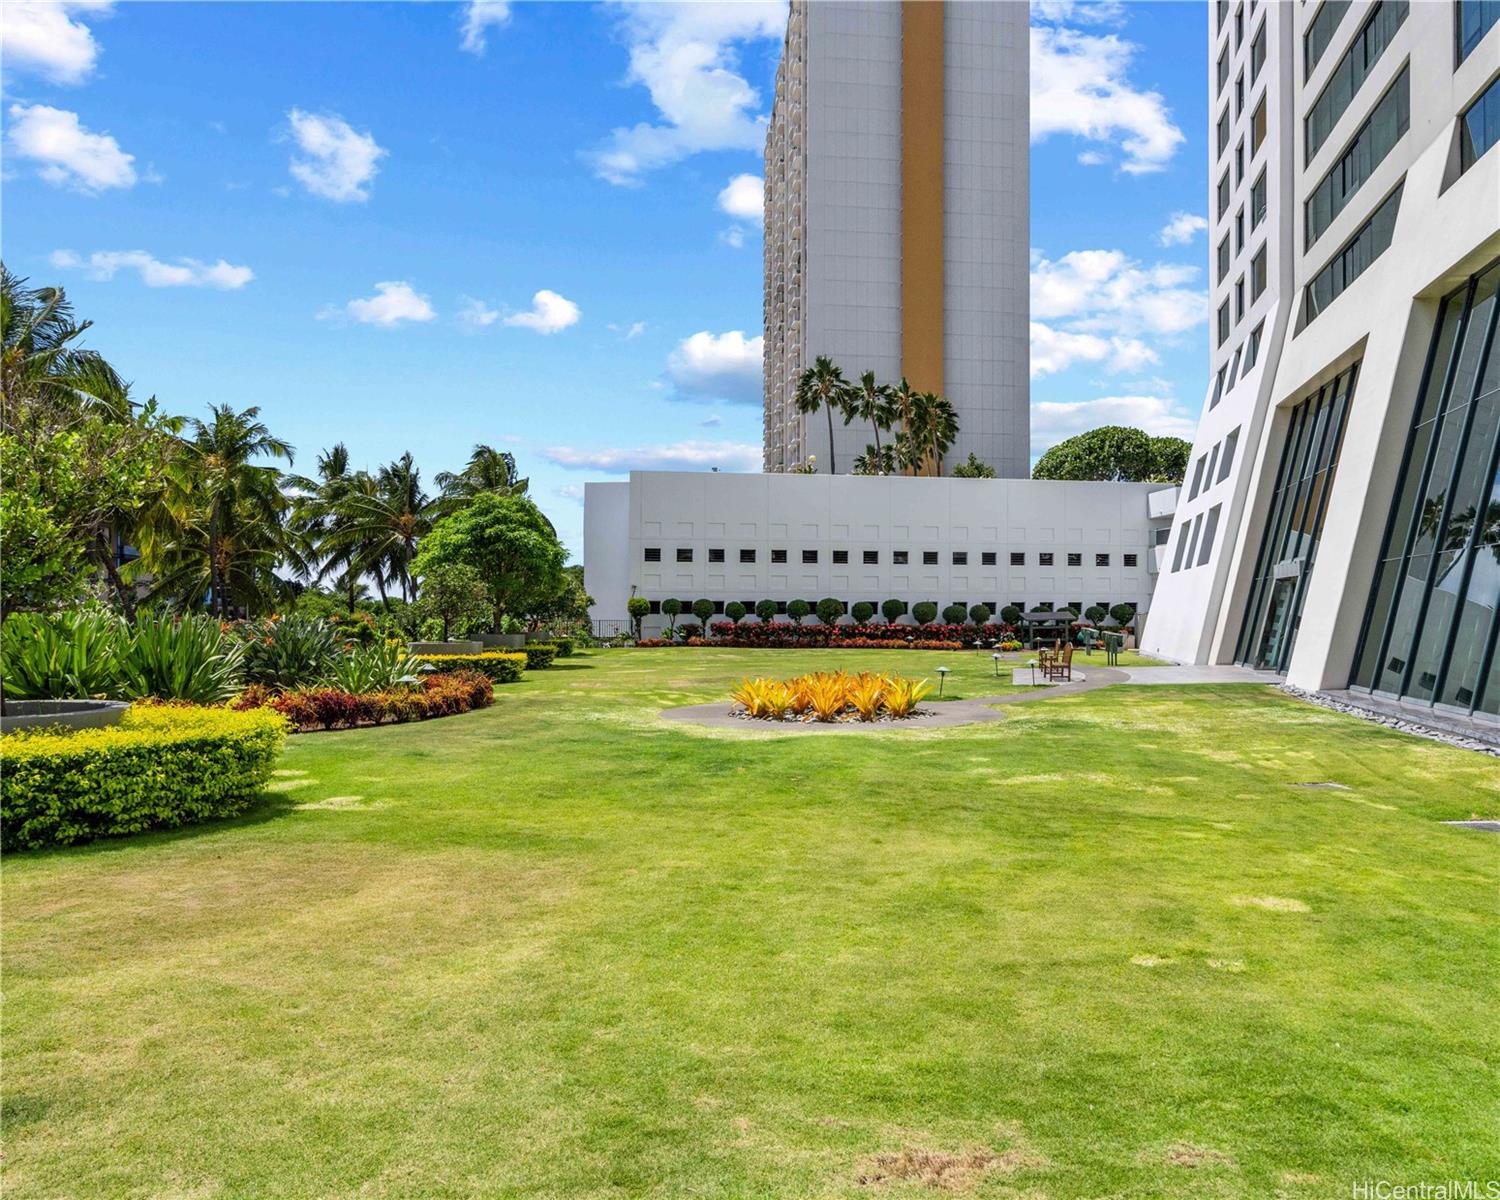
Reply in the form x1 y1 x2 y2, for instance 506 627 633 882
321 639 422 693
117 611 246 704
0 610 126 699
238 613 340 690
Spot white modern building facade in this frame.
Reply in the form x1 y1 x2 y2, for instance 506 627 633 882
762 0 1030 477
586 473 1168 639
1144 0 1500 728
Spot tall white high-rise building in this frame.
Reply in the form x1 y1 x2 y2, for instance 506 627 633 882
1144 0 1500 731
762 0 1030 477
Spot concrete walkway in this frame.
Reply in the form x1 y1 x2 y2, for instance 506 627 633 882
1115 664 1273 685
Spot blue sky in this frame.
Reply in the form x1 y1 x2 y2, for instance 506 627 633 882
3 0 1210 560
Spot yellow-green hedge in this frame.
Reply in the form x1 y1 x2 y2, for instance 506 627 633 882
1 705 288 850
415 652 526 683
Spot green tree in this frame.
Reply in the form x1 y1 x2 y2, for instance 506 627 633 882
1 266 129 426
285 444 363 609
411 562 492 641
1033 426 1192 484
881 598 907 623
969 604 991 625
816 597 845 625
327 452 439 605
1000 604 1022 625
692 598 714 625
410 492 566 631
942 603 968 624
794 355 851 474
724 601 746 623
912 601 938 624
626 595 650 640
787 598 811 622
952 453 997 479
851 601 875 623
435 444 530 507
661 597 682 635
530 564 593 631
1085 604 1108 624
1110 603 1137 627
844 371 893 456
755 599 777 622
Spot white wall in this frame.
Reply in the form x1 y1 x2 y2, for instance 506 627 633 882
584 472 1167 636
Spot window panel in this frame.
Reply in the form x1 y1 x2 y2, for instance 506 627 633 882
1460 74 1500 172
1305 1 1408 164
1305 184 1403 323
1305 68 1409 249
1458 0 1500 62
1304 0 1351 79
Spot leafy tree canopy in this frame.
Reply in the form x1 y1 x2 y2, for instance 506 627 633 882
1032 426 1192 484
951 453 997 479
411 562 492 641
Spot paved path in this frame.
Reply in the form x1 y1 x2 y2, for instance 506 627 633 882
1115 664 1273 685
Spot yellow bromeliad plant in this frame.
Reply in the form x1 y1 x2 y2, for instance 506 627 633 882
729 670 930 721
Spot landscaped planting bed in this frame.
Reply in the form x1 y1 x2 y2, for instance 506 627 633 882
233 669 494 731
730 670 932 721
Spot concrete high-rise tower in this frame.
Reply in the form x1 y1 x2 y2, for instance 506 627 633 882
761 0 1030 477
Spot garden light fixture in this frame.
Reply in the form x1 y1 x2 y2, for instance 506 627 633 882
991 653 1001 677
937 665 950 696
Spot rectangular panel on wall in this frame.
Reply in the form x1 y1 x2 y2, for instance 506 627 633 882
1351 259 1500 716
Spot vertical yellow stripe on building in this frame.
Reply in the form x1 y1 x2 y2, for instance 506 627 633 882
901 0 944 398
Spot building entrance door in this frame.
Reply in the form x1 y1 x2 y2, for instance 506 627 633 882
1253 576 1298 672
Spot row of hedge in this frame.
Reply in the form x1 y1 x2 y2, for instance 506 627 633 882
646 599 1139 628
1 705 288 851
647 636 969 651
234 669 494 731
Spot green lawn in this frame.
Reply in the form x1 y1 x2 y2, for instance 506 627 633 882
5 648 1498 1198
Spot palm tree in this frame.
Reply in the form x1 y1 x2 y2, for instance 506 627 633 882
1 266 130 426
844 370 894 455
794 356 852 475
853 443 896 476
138 404 294 616
435 444 529 506
285 443 363 609
319 453 439 606
926 394 960 475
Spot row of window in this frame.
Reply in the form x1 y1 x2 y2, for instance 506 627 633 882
643 599 1132 618
1304 0 1351 81
1170 504 1223 574
1188 427 1242 503
644 548 1139 568
1217 174 1267 285
1304 182 1403 323
1305 1 1407 166
1217 244 1267 345
1216 98 1267 218
1305 66 1409 251
1458 0 1500 62
1460 72 1500 172
1212 322 1265 410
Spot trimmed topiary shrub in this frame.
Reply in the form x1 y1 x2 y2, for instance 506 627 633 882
1085 604 1108 624
661 598 683 634
1 705 288 850
882 598 908 623
416 651 526 683
725 601 747 622
1001 604 1022 625
969 604 991 625
549 636 575 658
755 599 777 622
787 599 811 622
816 597 845 625
942 603 968 624
692 598 714 625
1110 603 1137 626
523 643 557 670
912 601 939 625
851 601 875 623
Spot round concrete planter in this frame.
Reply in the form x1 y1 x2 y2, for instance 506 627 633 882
480 633 526 649
409 640 484 656
1 699 130 734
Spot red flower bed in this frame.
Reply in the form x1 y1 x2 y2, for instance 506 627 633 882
232 670 494 732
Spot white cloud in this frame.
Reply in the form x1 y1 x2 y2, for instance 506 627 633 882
585 2 785 185
1033 394 1198 450
1 1 112 85
1031 0 1126 25
6 103 135 193
545 439 761 473
555 483 586 502
457 297 502 329
1030 322 1157 379
1031 248 1205 337
460 0 510 54
666 330 763 404
608 320 647 339
50 249 253 290
322 281 436 327
1031 23 1184 175
719 226 746 249
1158 211 1209 246
286 109 386 203
504 289 580 334
700 414 722 427
718 173 763 220
1076 150 1106 166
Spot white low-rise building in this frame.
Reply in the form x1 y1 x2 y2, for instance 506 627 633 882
585 472 1169 638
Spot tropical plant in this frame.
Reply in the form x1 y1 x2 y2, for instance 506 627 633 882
435 444 531 507
804 672 848 722
1 266 130 425
882 598 908 623
882 676 933 718
117 612 246 704
729 678 791 720
847 673 887 722
627 596 650 640
851 601 875 623
321 639 422 693
845 371 894 456
1032 426 1192 484
316 452 439 607
794 355 852 475
852 443 897 476
410 562 492 641
0 610 125 699
238 613 341 690
912 601 939 625
755 599 777 622
952 453 997 478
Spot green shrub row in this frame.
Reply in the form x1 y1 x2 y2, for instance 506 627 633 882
0 705 288 851
416 651 527 683
524 643 557 670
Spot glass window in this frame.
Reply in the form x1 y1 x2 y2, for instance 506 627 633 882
1352 260 1500 714
1245 321 1263 369
1305 183 1403 324
677 547 693 562
952 551 967 566
1235 206 1245 252
1219 428 1241 481
1218 235 1232 283
1305 67 1409 250
833 549 848 563
1305 0 1351 79
771 548 787 563
1198 505 1223 566
1211 364 1227 409
1234 4 1244 47
1235 139 1245 184
1190 455 1207 500
739 548 756 563
1235 276 1246 322
1235 364 1358 671
1217 0 1230 29
1010 552 1025 566
923 550 938 565
1252 95 1267 153
1458 0 1500 61
892 550 907 564
1236 72 1245 118
1067 552 1082 567
1218 300 1231 346
1305 1 1408 165
1096 554 1111 567
862 550 878 565
1218 48 1230 93
1251 171 1267 228
1250 23 1266 80
1218 108 1231 158
1252 245 1267 300
1227 345 1244 390
802 549 818 563
1218 171 1232 219
1171 523 1191 572
644 547 661 562
1039 552 1054 566
1460 74 1500 173
709 547 725 562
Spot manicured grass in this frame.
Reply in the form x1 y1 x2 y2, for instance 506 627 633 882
4 648 1497 1198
